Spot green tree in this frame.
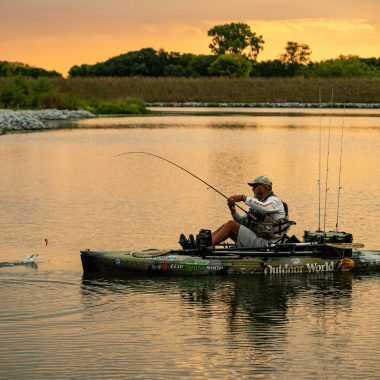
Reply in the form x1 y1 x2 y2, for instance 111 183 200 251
0 76 32 107
188 55 217 76
0 61 61 78
251 59 298 77
281 41 312 65
208 54 252 77
301 56 380 77
208 23 264 60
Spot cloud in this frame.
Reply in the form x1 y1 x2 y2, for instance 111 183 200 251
253 18 379 60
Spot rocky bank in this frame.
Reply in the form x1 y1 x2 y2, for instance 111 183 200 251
0 109 94 135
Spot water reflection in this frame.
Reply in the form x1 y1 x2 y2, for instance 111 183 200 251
210 122 251 129
81 272 354 346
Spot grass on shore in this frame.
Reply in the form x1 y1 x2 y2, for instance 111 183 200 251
54 77 380 104
1 77 379 113
0 76 148 114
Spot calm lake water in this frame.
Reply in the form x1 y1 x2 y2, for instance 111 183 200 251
1 108 380 379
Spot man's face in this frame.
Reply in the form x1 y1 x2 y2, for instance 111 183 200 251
252 183 267 199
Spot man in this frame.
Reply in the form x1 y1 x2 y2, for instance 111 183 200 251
212 175 289 248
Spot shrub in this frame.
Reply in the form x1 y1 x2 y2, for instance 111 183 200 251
208 54 252 77
0 76 32 107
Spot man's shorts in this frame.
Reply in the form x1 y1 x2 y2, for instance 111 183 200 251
237 225 269 248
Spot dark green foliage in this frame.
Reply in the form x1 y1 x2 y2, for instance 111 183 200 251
188 55 218 76
251 60 299 77
0 77 30 107
68 48 218 78
281 42 312 65
70 48 167 77
207 23 264 60
208 54 252 77
359 57 380 70
0 76 78 109
302 56 380 77
65 45 380 80
0 77 147 113
0 61 62 78
68 64 93 77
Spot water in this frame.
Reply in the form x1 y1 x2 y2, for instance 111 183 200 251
1 108 380 379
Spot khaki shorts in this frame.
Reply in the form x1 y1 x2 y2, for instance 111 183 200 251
237 225 269 248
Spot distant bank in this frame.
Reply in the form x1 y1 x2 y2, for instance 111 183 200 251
55 77 380 104
1 77 379 112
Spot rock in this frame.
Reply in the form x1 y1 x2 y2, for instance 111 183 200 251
0 109 95 134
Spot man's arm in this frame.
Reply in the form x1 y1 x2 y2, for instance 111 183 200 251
244 196 284 214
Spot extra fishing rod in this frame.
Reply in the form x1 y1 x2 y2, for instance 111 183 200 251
114 151 251 215
335 101 346 231
323 88 334 232
317 87 322 231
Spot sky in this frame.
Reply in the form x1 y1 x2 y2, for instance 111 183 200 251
1 0 379 76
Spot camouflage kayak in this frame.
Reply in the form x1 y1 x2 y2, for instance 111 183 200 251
80 244 380 276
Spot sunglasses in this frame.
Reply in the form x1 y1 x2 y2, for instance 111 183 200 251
252 183 261 189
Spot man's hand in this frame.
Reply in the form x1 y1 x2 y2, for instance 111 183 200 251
228 201 236 214
228 195 246 205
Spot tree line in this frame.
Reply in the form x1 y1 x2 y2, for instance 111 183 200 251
0 61 61 78
1 23 380 78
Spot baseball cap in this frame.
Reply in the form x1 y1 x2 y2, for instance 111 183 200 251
248 175 272 187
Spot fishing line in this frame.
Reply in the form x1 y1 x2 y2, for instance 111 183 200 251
335 101 346 231
114 151 251 215
323 88 334 232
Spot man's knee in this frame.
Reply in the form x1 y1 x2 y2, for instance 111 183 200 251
226 220 240 232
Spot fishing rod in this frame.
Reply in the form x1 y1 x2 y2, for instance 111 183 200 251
317 87 322 231
335 101 346 231
323 88 334 232
114 151 251 215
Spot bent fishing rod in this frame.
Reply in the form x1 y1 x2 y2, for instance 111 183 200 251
114 151 252 216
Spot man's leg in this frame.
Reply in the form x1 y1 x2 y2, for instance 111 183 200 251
212 220 241 245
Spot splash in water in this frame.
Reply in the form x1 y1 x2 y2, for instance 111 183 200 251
0 254 38 267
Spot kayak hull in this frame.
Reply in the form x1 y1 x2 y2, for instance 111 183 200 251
80 248 380 276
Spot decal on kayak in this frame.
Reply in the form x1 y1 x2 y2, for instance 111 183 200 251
114 258 141 269
151 255 178 260
149 263 224 271
336 257 355 271
240 261 338 275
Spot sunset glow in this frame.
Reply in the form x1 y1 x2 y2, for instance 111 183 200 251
1 0 379 76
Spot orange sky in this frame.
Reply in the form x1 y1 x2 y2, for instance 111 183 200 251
1 0 379 76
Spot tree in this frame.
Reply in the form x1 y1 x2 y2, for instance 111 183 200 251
281 41 312 65
208 54 252 77
188 55 217 76
0 61 61 78
301 57 380 78
208 23 264 61
251 59 298 77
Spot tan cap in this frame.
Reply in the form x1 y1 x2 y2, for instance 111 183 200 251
248 175 272 187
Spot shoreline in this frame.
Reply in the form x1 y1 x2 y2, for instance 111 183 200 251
1 102 380 135
0 109 94 135
147 101 380 109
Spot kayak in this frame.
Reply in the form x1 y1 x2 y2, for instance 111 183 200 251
80 241 380 276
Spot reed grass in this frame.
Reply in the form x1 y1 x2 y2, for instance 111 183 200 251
53 77 380 104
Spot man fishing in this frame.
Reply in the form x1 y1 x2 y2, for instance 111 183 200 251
211 175 289 248
114 153 293 249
